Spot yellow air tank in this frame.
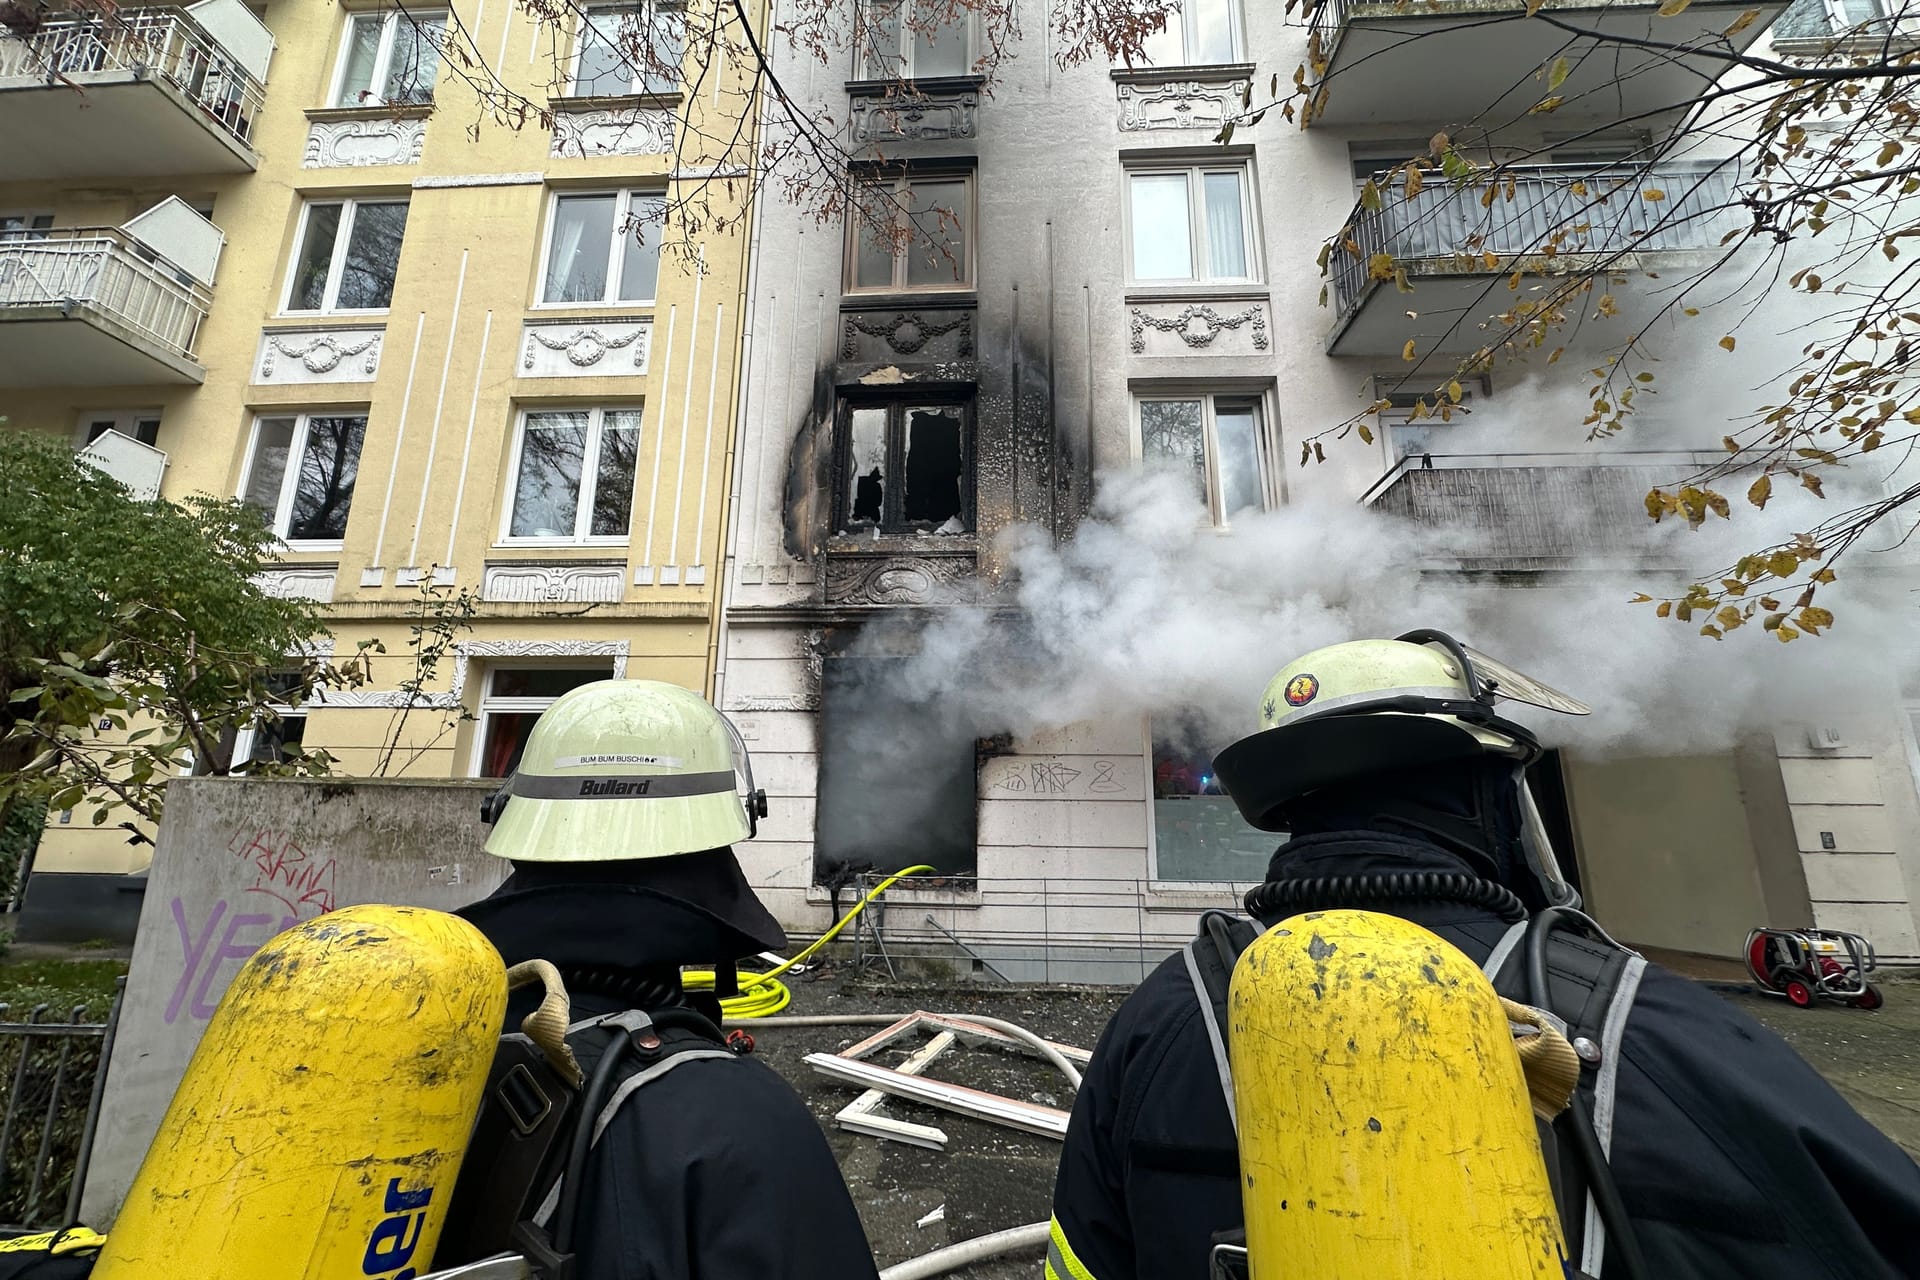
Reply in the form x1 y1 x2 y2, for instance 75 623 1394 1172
1229 909 1567 1279
94 905 507 1280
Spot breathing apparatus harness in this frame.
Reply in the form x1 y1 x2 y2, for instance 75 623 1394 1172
1200 631 1651 1279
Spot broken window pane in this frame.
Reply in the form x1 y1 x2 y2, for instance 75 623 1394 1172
1214 401 1264 519
846 406 887 527
1152 730 1273 882
1139 399 1207 507
902 405 964 527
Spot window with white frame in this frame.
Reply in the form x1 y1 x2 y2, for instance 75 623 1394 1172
332 9 447 107
77 409 162 448
845 171 974 293
1140 0 1242 66
1128 164 1256 284
0 212 52 241
1374 375 1485 462
232 673 311 770
502 406 644 543
855 0 973 79
568 1 686 96
474 665 617 777
1137 393 1271 525
239 412 369 548
1150 721 1273 883
284 198 411 313
541 189 665 305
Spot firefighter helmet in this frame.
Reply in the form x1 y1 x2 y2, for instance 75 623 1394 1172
481 680 768 863
1212 629 1589 833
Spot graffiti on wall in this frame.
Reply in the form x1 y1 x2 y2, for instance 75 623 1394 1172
163 827 339 1024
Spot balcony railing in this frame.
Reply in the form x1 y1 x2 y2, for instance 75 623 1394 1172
0 228 212 360
0 7 264 150
1332 161 1744 321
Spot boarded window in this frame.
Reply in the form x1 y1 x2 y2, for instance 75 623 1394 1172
814 655 977 880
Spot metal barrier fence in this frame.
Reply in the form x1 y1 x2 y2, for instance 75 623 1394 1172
1330 161 1745 320
0 980 124 1233
847 873 1253 985
0 7 266 149
0 227 213 357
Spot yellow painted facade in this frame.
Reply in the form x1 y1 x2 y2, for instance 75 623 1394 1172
3 0 761 876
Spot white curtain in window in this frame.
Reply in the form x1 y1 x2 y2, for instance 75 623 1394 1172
1212 403 1263 519
1131 174 1193 280
546 196 614 303
1202 172 1247 279
511 412 589 536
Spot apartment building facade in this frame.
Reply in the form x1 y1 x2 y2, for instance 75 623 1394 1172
716 0 1920 975
3 0 759 937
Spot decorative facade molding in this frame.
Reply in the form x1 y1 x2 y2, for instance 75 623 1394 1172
1116 76 1249 132
850 90 979 143
313 639 629 707
824 554 975 607
412 172 544 189
254 567 337 602
1128 302 1270 355
255 327 385 384
550 106 675 158
841 311 975 362
520 319 652 378
482 561 627 603
304 117 427 168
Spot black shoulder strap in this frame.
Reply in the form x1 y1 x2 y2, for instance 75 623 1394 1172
1485 916 1649 1277
1184 911 1260 1136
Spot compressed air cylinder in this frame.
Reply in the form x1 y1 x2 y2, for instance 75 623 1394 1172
1229 909 1567 1279
94 905 507 1280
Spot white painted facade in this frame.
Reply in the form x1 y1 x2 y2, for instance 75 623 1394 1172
716 0 1920 975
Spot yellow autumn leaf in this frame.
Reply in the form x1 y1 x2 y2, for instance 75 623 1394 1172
1747 474 1771 508
1657 0 1692 14
1768 550 1800 578
1719 335 1737 351
1358 423 1375 444
1724 7 1760 34
1402 339 1417 362
1655 600 1673 618
1548 56 1570 90
1642 188 1667 202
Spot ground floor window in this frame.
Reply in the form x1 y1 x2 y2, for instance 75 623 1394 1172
473 665 616 777
815 653 978 880
1150 724 1272 883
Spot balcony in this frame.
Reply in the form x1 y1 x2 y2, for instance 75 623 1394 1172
0 2 270 180
1327 160 1744 357
1362 450 1728 570
0 227 212 385
1303 0 1786 130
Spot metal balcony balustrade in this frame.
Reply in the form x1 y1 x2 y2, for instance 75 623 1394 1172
0 227 211 363
0 6 264 150
1332 160 1744 323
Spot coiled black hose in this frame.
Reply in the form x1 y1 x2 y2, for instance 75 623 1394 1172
1244 871 1528 924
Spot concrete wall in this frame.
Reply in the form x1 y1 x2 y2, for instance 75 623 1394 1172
81 777 504 1226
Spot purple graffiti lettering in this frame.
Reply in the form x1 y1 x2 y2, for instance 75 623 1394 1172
165 897 281 1024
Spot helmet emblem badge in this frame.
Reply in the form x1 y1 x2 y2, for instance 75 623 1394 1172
1284 674 1319 708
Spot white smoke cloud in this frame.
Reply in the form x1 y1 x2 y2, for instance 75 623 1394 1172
863 409 1915 763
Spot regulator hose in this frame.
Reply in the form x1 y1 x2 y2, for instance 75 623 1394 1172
1243 871 1528 925
683 864 937 1018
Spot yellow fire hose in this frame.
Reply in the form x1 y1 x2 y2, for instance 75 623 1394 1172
683 864 937 1018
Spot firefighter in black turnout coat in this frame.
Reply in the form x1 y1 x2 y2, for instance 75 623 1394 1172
1047 632 1920 1280
455 679 881 1280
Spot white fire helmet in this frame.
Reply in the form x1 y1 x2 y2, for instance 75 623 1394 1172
1212 630 1592 902
481 680 768 863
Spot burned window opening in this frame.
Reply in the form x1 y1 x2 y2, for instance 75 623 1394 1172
836 394 973 537
815 654 979 881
